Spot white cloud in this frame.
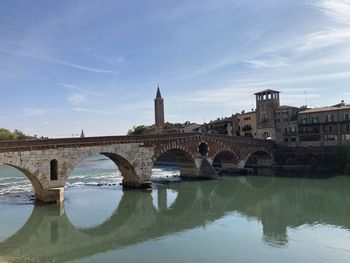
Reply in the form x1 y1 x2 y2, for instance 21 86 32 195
67 93 88 105
298 27 350 51
244 56 289 69
309 0 350 25
59 83 105 97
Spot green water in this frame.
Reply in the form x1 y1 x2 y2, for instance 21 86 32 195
1 176 350 263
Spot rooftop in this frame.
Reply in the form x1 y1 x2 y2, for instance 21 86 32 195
276 105 300 110
254 89 280 95
299 102 350 114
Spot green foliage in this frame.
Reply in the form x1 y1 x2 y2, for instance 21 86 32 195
0 128 16 140
127 125 155 135
0 128 33 141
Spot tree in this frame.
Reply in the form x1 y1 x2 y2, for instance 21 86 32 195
13 129 28 140
127 125 155 135
0 128 34 140
0 128 16 140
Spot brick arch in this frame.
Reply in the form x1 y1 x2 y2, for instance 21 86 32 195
152 145 199 178
242 148 275 167
62 148 138 186
0 163 48 201
152 143 196 163
211 148 240 164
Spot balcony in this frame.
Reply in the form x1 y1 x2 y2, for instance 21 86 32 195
282 132 298 137
242 126 252 132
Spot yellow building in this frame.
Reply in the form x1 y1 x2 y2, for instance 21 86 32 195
237 111 257 138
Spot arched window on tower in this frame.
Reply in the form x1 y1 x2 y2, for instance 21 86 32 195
50 159 58 181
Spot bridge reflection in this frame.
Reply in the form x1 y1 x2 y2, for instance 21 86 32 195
1 176 350 262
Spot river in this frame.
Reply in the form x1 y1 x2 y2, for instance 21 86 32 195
0 155 350 262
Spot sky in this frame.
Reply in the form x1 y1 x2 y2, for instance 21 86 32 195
0 0 350 137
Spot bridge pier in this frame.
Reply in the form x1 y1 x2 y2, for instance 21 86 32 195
122 180 152 189
36 187 65 204
181 158 218 180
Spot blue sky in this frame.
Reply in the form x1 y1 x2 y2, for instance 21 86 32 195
0 0 349 137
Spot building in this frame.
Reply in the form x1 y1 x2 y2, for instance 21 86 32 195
255 89 280 140
202 117 234 135
154 86 165 130
160 122 201 134
298 101 350 146
275 106 301 147
237 111 257 138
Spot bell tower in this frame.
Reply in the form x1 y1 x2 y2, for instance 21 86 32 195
255 89 280 140
154 86 165 129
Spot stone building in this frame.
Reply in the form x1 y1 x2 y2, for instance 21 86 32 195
298 101 350 146
275 106 301 147
255 89 280 140
154 86 165 130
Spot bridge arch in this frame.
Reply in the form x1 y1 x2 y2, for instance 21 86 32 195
152 148 198 178
64 151 138 188
212 150 240 171
243 149 274 168
0 163 48 201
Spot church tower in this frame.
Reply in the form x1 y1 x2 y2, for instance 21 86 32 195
154 86 165 129
255 89 280 140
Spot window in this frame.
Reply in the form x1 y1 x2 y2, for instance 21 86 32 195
324 134 337 141
301 117 308 124
312 116 319 124
284 138 289 142
345 113 350 121
50 159 58 181
262 113 268 122
346 124 350 132
291 138 296 142
326 114 334 123
329 126 333 133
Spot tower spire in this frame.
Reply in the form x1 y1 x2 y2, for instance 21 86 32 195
154 86 165 130
156 85 162 99
80 129 85 138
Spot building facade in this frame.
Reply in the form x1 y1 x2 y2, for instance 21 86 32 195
202 117 234 135
237 111 257 138
298 102 350 146
275 106 301 147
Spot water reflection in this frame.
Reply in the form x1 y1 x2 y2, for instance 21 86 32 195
1 176 350 262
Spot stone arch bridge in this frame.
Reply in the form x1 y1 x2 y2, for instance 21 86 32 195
0 133 275 202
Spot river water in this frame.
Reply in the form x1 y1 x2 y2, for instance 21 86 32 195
1 156 350 262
